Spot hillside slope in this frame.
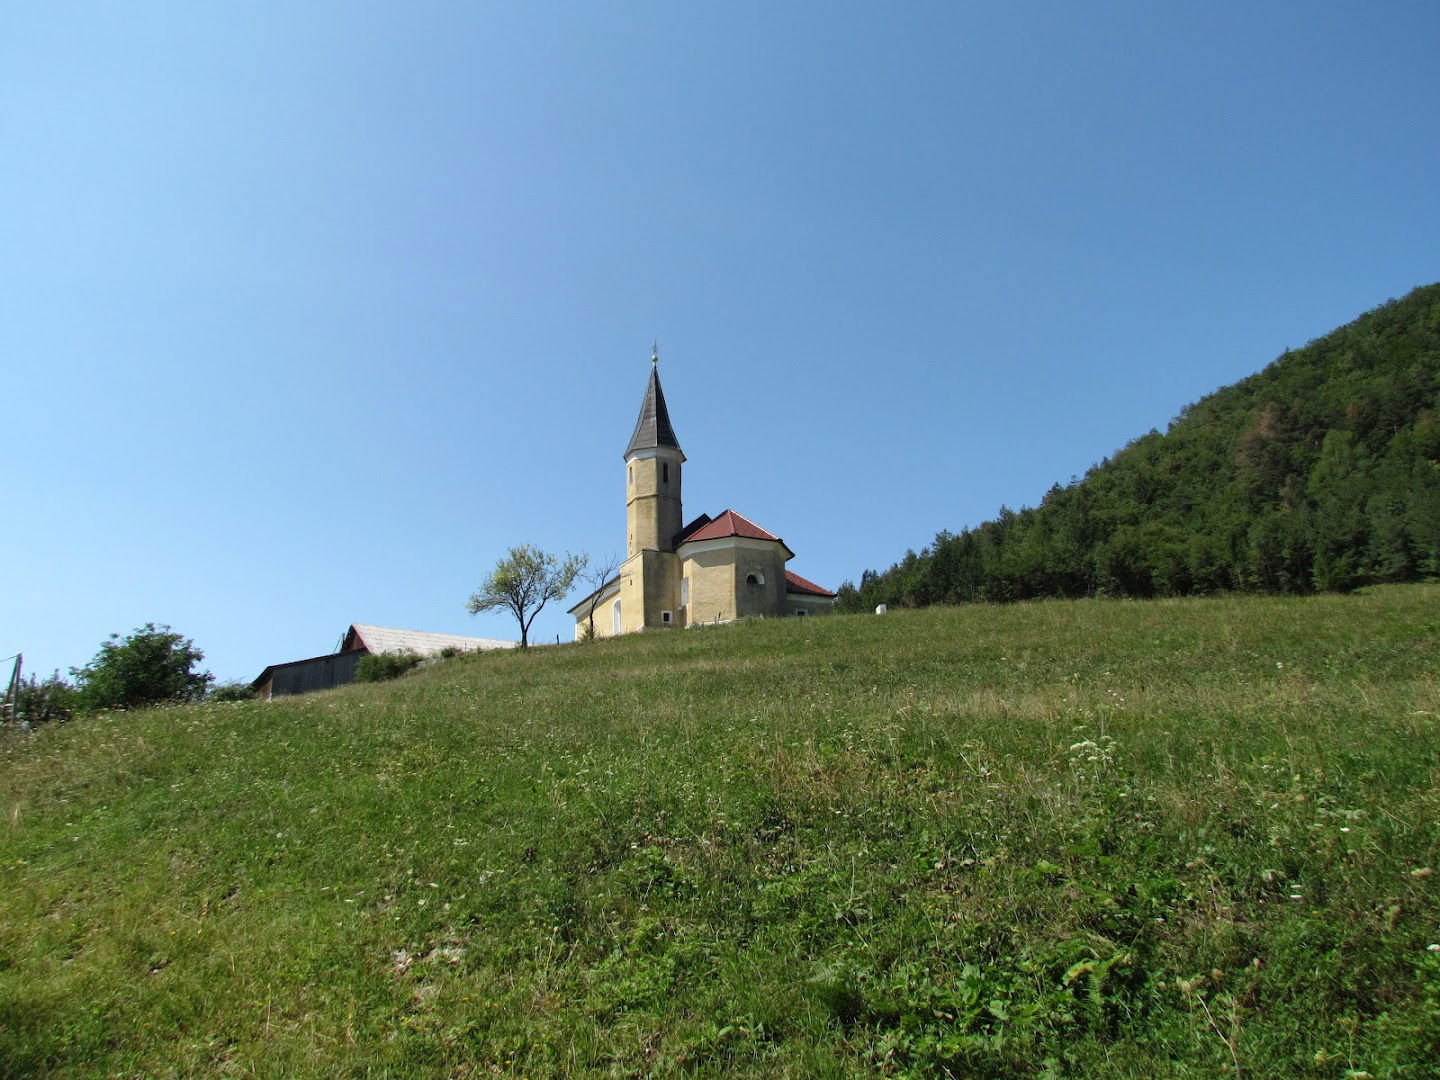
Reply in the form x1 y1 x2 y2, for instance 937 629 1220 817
843 284 1440 612
3 587 1439 1076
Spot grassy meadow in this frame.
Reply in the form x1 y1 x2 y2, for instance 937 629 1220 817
3 587 1439 1077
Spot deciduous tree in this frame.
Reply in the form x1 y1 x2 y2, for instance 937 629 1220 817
467 545 585 648
72 624 212 710
575 553 621 642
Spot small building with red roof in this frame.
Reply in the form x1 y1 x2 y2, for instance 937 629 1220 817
568 351 836 638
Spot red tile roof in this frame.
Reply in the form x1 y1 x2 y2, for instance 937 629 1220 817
785 570 837 598
672 513 713 547
683 509 780 543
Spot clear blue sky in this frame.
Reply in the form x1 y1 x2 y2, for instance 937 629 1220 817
4 2 1437 683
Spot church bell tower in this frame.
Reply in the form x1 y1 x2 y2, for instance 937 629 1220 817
624 347 685 558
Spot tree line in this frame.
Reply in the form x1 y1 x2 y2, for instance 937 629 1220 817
839 284 1440 613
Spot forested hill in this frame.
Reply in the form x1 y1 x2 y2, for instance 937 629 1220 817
839 283 1440 612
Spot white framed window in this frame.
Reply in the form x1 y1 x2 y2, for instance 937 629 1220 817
745 571 765 587
795 608 808 617
612 598 622 635
680 578 689 607
661 610 672 624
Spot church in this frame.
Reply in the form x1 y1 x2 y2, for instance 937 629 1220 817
569 353 836 639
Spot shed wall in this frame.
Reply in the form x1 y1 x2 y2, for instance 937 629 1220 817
268 652 363 698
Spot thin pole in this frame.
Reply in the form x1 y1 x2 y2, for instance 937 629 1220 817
3 653 20 725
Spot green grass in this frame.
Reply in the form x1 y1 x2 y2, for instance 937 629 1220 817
3 587 1439 1077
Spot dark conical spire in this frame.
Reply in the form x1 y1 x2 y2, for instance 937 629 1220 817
624 351 683 459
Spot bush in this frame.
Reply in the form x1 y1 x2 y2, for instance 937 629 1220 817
354 651 422 683
72 624 211 711
209 681 257 703
7 672 79 727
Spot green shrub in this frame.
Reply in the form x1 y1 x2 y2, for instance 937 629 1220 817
71 623 211 710
8 672 78 726
209 681 257 703
354 651 422 683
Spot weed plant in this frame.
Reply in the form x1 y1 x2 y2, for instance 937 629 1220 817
3 587 1438 1076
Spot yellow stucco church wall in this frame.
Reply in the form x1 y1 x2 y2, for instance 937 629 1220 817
679 542 791 624
785 593 836 617
573 584 620 640
617 549 680 633
680 549 735 626
626 452 683 557
733 548 789 620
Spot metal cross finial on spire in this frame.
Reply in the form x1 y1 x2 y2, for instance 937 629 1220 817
651 339 659 365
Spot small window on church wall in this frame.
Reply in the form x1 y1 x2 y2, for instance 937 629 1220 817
746 571 765 587
680 578 689 607
612 598 622 636
795 609 808 617
661 610 672 624
662 462 669 485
